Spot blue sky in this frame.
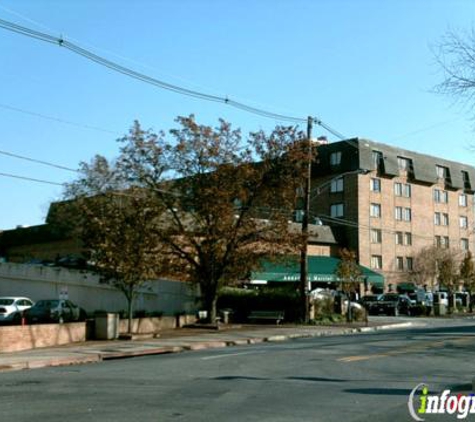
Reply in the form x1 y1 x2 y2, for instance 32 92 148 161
0 0 474 230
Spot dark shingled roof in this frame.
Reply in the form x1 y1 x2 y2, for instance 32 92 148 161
314 138 475 191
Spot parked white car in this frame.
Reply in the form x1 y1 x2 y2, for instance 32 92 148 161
0 297 34 324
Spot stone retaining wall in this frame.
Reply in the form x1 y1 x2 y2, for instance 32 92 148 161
0 322 86 353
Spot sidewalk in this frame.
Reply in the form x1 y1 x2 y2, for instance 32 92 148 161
0 320 418 372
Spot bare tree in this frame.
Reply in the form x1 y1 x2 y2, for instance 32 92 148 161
335 248 362 322
459 250 475 312
60 117 306 325
438 250 461 312
411 245 442 291
434 27 475 117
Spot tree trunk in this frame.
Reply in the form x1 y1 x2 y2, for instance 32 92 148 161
126 287 134 334
202 289 217 324
346 294 352 323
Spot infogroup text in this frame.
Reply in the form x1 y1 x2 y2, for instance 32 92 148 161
408 383 475 420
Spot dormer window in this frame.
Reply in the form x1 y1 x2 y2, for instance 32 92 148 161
462 171 471 190
372 151 383 169
436 165 448 179
397 156 412 172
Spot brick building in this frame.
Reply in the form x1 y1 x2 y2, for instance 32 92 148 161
309 138 475 290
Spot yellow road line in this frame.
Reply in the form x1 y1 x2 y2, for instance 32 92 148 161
338 335 475 363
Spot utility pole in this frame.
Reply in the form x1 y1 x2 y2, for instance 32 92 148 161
300 116 313 323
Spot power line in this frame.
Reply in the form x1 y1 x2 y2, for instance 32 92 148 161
0 103 119 135
0 148 77 172
0 171 65 186
0 17 345 132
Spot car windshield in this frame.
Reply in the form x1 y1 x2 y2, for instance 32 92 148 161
379 294 399 302
0 299 14 305
36 300 60 307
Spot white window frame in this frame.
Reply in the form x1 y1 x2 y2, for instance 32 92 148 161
396 256 404 271
370 229 382 244
330 177 344 193
394 182 402 196
404 232 412 246
461 238 470 251
395 231 403 245
460 216 468 229
371 255 382 269
370 178 381 192
330 203 344 218
330 152 342 166
442 213 449 226
459 194 468 207
370 203 381 218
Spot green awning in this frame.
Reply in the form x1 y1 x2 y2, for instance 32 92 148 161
251 256 384 288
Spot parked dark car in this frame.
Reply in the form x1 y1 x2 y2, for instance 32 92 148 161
369 293 413 316
25 299 86 323
359 294 381 311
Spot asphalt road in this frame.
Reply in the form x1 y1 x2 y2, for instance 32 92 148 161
2 319 475 422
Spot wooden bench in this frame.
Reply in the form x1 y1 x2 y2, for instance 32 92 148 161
248 310 284 325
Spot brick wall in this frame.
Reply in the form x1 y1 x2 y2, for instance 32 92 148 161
0 322 86 353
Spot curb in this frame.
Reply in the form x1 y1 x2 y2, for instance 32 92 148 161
0 354 102 372
0 322 415 371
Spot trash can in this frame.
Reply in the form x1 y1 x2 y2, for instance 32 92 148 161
94 313 119 340
220 309 232 324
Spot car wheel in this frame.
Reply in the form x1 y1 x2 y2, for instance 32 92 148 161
79 308 87 321
12 313 21 325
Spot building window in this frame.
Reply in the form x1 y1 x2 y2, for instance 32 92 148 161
370 229 382 244
460 216 468 229
442 213 449 226
394 183 402 197
394 182 411 197
462 171 471 189
396 256 404 271
461 238 470 251
436 165 449 180
330 177 344 192
330 152 342 166
395 207 411 221
406 257 413 271
370 203 381 218
330 203 344 218
370 178 381 192
434 189 448 203
459 194 468 207
396 231 412 245
436 236 450 248
372 151 383 169
397 156 412 172
434 212 441 226
395 231 403 245
371 255 382 269
330 177 344 193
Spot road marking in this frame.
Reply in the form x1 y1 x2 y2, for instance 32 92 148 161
337 354 387 362
201 351 265 360
338 335 475 363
